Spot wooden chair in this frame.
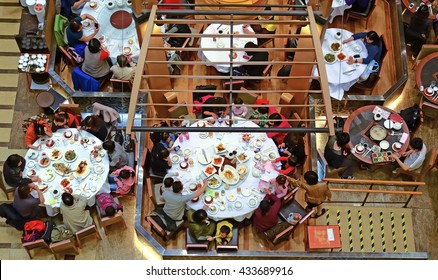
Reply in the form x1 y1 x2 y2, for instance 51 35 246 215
146 178 165 207
22 239 52 259
216 227 239 252
110 78 132 92
282 186 299 206
317 148 347 178
96 198 128 235
168 102 190 119
58 45 77 73
420 101 438 121
222 79 245 91
237 87 259 104
145 213 185 242
345 0 377 29
412 44 438 70
185 228 209 251
0 171 16 200
49 239 79 260
394 147 437 182
74 224 102 248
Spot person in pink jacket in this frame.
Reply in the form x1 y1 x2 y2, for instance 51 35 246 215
109 166 135 195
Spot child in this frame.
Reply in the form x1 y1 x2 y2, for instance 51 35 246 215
231 97 248 118
109 166 136 195
110 54 136 82
160 172 179 196
96 192 123 217
249 106 269 127
208 220 233 245
270 175 291 199
274 154 298 179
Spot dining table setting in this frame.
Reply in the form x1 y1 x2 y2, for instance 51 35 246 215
80 0 140 64
166 117 280 222
343 105 410 165
415 52 438 104
23 128 110 216
402 0 438 19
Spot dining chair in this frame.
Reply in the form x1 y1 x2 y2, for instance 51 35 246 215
216 227 239 252
22 239 52 259
420 101 438 121
145 213 185 242
185 228 209 251
345 0 377 29
168 102 190 119
411 44 438 70
110 78 132 93
0 171 16 200
394 147 437 182
237 87 259 104
222 79 245 91
146 178 165 208
74 224 102 249
96 197 127 235
317 148 347 178
58 45 77 73
49 239 79 260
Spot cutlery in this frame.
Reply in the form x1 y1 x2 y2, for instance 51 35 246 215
216 24 223 30
202 148 208 163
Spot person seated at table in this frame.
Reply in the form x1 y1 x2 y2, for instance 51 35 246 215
249 106 269 127
51 111 80 132
160 172 180 197
207 220 233 245
66 13 99 57
391 137 427 173
186 209 217 241
289 171 332 218
60 193 93 233
342 30 381 80
404 5 434 59
13 180 45 219
324 132 357 179
110 54 136 82
150 142 172 177
346 0 371 13
269 175 293 199
243 42 269 77
160 180 207 231
3 154 27 188
109 165 136 195
163 16 191 48
278 133 306 166
231 97 248 118
250 6 278 45
202 96 228 119
82 38 112 80
25 119 53 150
102 140 129 172
71 0 89 16
160 132 177 152
96 192 123 218
253 188 282 232
274 155 299 179
193 94 215 118
81 115 108 142
265 112 291 145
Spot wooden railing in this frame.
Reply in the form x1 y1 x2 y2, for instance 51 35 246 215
323 178 425 208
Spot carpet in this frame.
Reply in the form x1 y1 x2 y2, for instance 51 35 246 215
316 205 416 253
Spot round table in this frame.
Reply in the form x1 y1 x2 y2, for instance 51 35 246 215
35 91 54 108
167 118 280 222
200 24 257 73
24 128 110 216
81 0 140 64
343 105 410 164
316 28 368 100
415 52 438 104
402 0 438 19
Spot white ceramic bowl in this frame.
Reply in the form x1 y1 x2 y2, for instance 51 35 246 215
379 140 390 150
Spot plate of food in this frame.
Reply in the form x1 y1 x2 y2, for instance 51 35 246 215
28 150 38 160
330 41 342 52
204 195 213 204
40 168 55 182
324 52 336 64
179 161 189 170
234 201 243 210
94 164 105 174
38 183 49 193
352 44 362 53
253 153 262 162
63 130 73 138
64 150 77 163
208 174 222 189
75 160 90 178
392 142 402 151
241 187 251 197
241 133 252 142
259 135 267 142
236 152 249 163
212 156 224 167
215 143 227 154
27 169 37 177
89 1 97 9
128 38 134 45
80 137 90 145
208 205 218 214
171 154 181 164
60 178 71 188
336 52 347 61
45 139 55 148
254 140 263 148
49 149 63 161
226 193 237 202
268 152 276 160
203 164 217 177
123 46 132 55
52 162 72 176
183 149 191 156
247 198 257 208
237 165 247 176
219 165 239 185
38 156 50 167
369 125 387 141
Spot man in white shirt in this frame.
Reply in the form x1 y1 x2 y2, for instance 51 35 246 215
391 137 427 172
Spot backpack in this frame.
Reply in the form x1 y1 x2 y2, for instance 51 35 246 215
22 113 51 133
399 104 422 133
22 220 46 243
277 65 292 77
66 46 84 64
285 38 298 60
51 224 74 243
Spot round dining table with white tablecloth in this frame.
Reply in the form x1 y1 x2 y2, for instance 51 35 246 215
167 118 280 222
200 24 258 73
80 0 140 64
24 128 110 216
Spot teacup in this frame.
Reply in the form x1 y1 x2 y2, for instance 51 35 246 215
374 113 382 121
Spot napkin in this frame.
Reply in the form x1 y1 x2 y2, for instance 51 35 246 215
400 132 409 144
389 113 404 123
342 65 356 74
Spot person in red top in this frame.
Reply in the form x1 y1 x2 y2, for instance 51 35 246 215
274 154 298 179
25 120 52 149
253 189 282 232
157 0 185 10
265 112 291 145
51 111 80 132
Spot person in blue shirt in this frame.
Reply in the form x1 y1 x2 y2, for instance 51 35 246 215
342 31 381 81
66 13 99 57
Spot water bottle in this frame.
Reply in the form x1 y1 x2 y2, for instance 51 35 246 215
218 116 223 126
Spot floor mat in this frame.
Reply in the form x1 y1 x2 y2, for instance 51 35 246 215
316 205 415 253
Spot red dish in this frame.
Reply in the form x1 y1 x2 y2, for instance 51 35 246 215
110 10 133 29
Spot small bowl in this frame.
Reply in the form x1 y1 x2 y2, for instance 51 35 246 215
189 184 198 192
191 196 199 203
379 140 390 150
179 161 189 169
204 195 213 204
268 152 276 160
27 169 37 177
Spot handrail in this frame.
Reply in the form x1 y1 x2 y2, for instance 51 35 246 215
330 188 422 195
324 178 426 186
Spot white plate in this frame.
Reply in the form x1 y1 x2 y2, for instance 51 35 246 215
208 205 218 214
73 189 82 195
236 152 249 163
393 122 402 130
268 152 277 161
234 201 243 209
27 161 36 169
28 151 38 160
64 150 78 163
207 174 222 189
219 165 239 185
211 156 225 167
63 130 73 139
227 193 237 202
247 198 257 208
38 156 50 168
215 143 227 154
183 149 191 156
74 160 91 179
41 168 56 182
171 155 181 164
94 165 105 174
329 41 342 53
48 149 63 161
203 164 217 177
199 132 208 139
27 169 37 177
384 119 393 130
379 140 390 150
241 187 251 197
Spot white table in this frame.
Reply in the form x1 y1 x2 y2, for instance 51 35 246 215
200 24 257 73
24 129 110 216
168 118 280 222
315 28 368 100
81 0 140 64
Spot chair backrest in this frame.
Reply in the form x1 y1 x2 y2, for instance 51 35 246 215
418 147 437 181
110 78 132 92
59 45 77 68
168 102 189 119
185 228 209 250
262 62 273 77
74 224 102 248
0 170 15 200
420 101 438 119
216 227 239 252
22 239 51 259
350 0 376 16
237 87 259 104
222 80 245 91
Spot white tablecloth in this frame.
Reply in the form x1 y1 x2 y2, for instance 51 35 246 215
168 118 280 222
25 129 110 216
315 28 368 100
200 24 257 73
81 0 140 64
